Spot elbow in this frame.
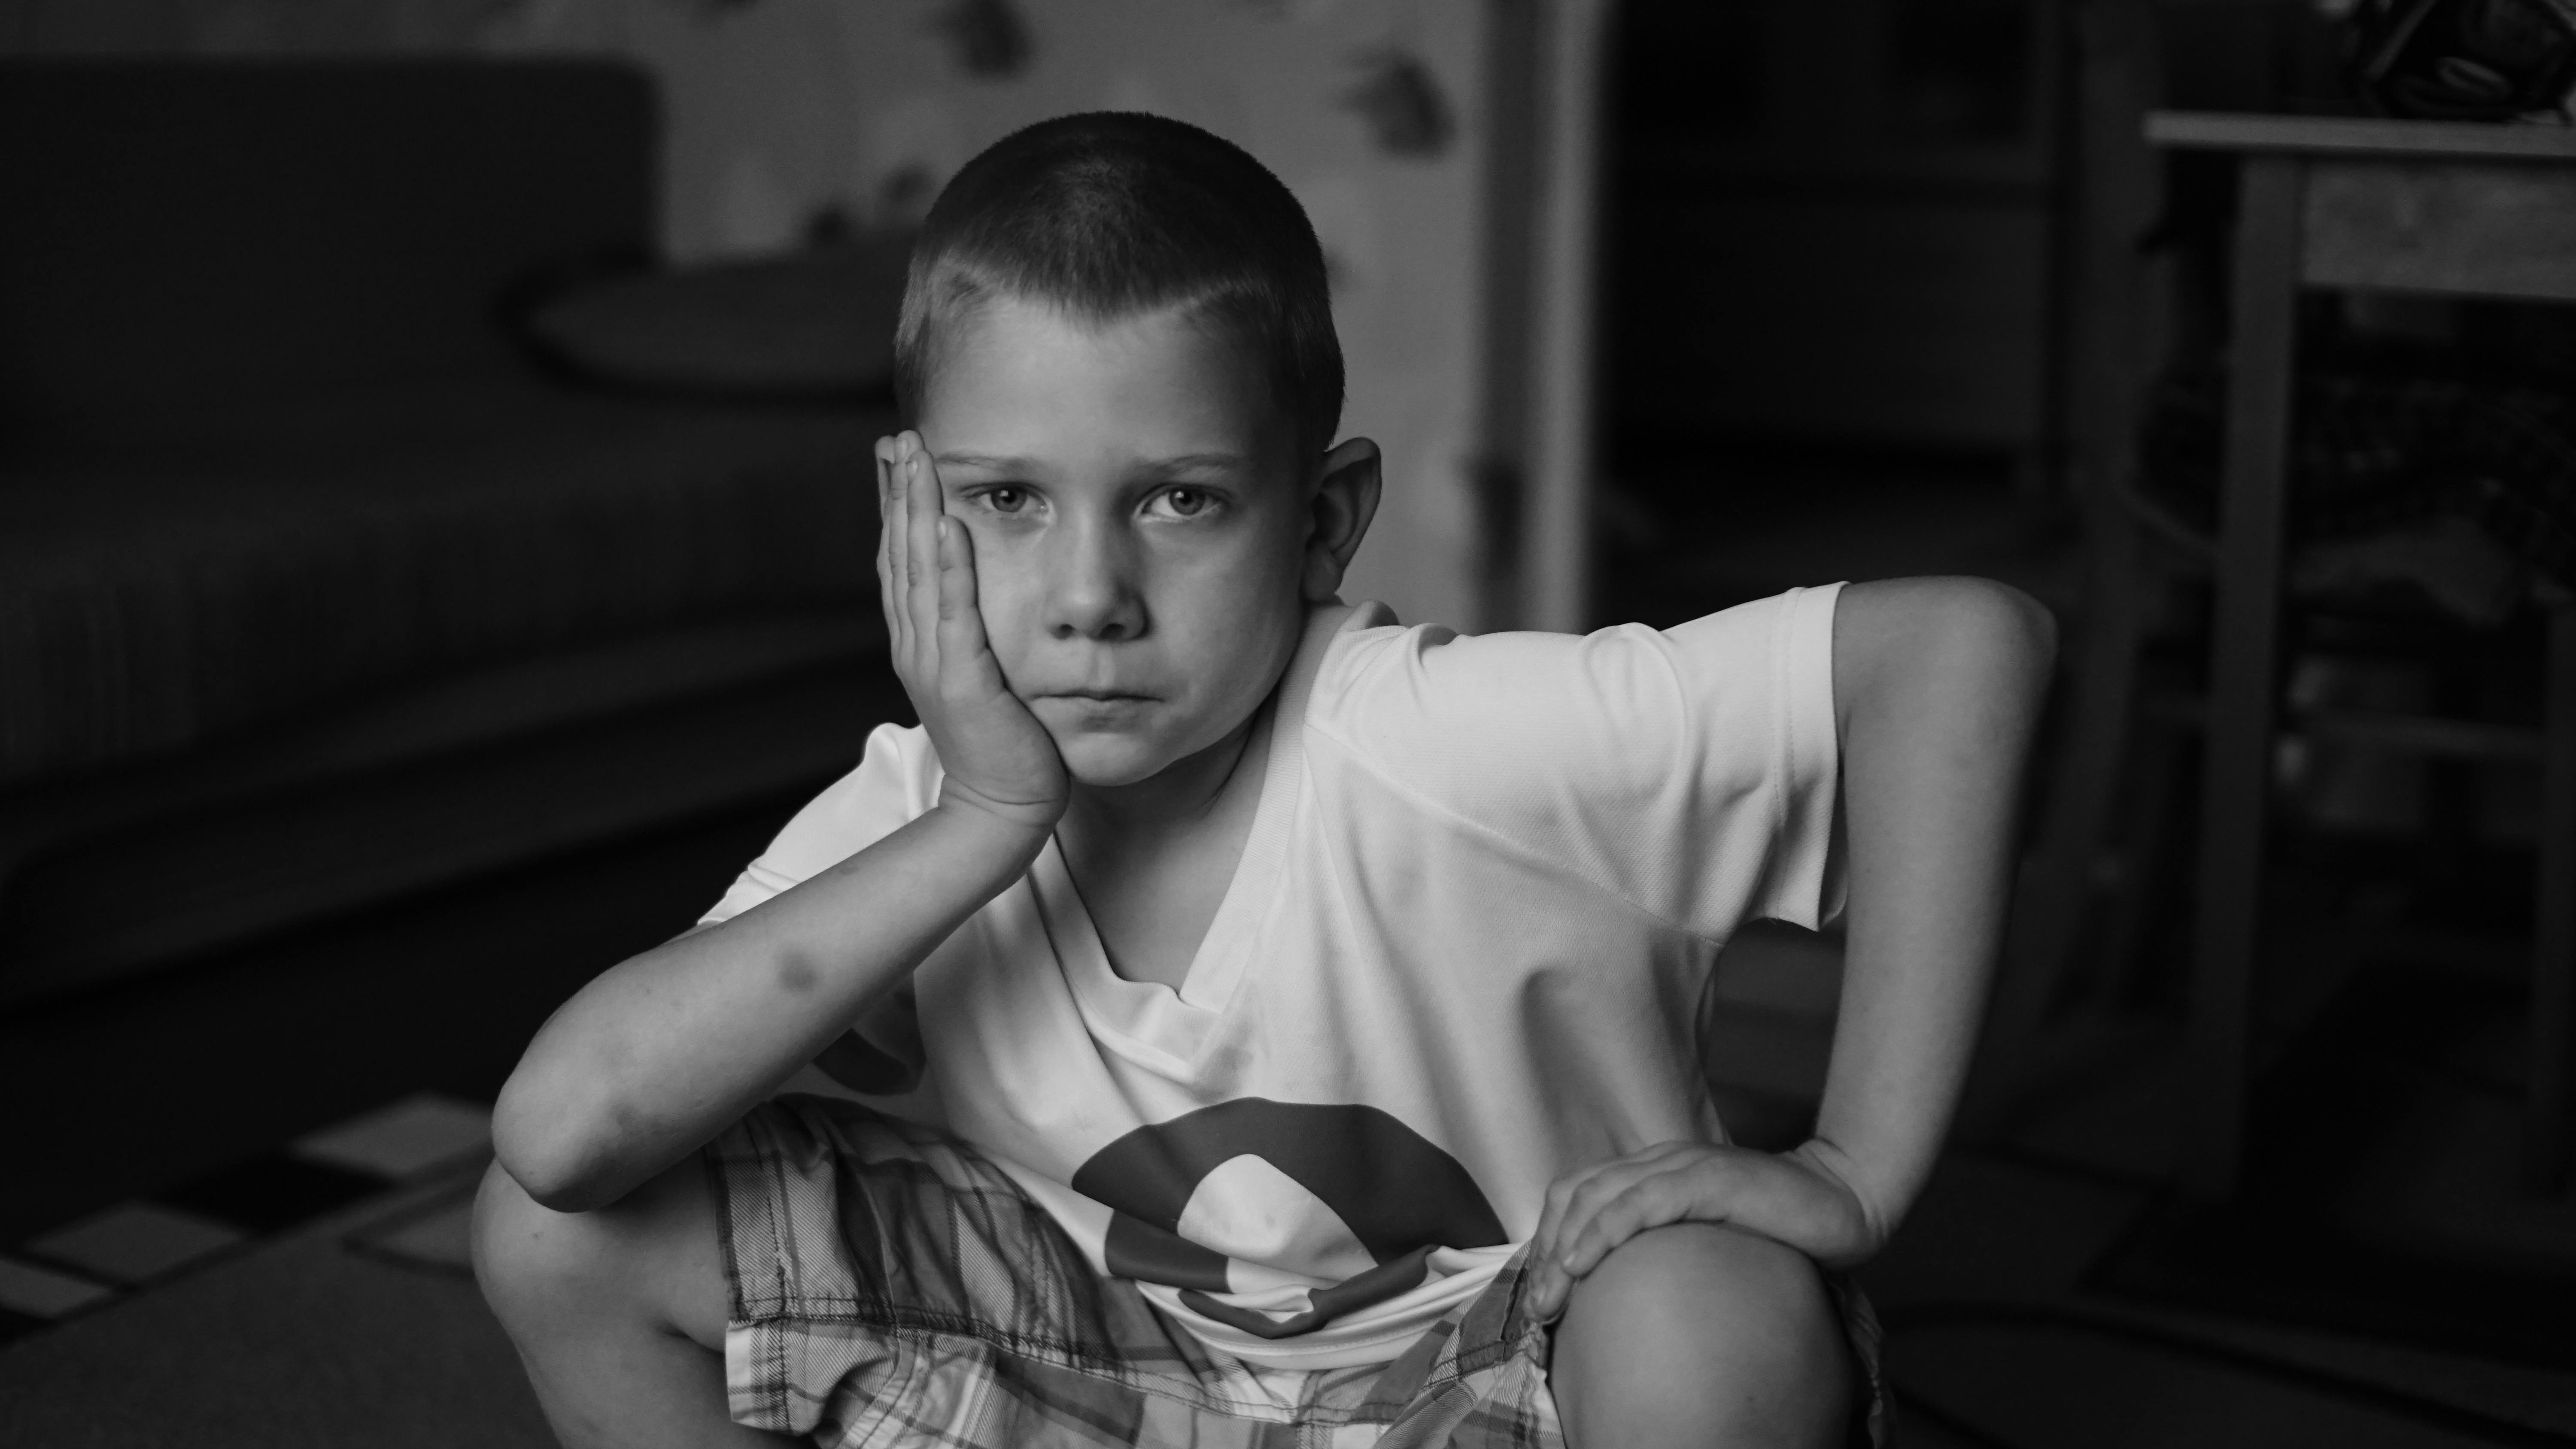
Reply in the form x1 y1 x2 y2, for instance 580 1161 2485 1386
1927 576 2057 698
1845 575 2057 680
491 1122 592 1214
490 1082 627 1214
496 1149 614 1216
1984 579 2059 682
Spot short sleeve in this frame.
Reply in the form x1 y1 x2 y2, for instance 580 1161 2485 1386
1308 583 1844 940
696 722 943 927
1668 584 1845 930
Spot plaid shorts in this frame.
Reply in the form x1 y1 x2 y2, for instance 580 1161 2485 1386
707 1096 1889 1449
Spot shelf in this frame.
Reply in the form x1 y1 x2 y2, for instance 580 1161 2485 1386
2148 111 2576 162
1622 139 2051 199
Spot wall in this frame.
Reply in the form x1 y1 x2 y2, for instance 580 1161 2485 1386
1609 0 2057 458
7 0 1508 631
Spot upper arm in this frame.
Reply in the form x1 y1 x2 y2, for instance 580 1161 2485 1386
1831 577 2057 745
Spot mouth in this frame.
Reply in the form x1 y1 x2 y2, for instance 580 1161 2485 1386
1039 689 1157 704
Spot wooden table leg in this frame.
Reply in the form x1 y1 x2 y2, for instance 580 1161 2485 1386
2181 155 2302 1200
2529 604 2576 1194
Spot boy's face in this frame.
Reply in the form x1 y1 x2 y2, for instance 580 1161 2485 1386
915 296 1337 788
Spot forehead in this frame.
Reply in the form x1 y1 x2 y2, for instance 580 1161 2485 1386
918 296 1291 467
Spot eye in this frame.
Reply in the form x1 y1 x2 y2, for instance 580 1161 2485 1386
978 485 1031 515
1149 486 1218 520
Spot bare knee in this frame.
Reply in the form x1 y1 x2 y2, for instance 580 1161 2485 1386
473 1155 729 1350
471 1158 606 1330
1551 1223 1850 1449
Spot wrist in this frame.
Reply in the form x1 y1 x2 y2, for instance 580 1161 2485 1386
929 785 1060 859
1785 1137 1892 1264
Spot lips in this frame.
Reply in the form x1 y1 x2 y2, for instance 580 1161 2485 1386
1039 689 1155 703
1035 691 1157 728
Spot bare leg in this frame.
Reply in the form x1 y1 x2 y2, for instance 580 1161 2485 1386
473 1156 795 1449
1549 1223 1852 1449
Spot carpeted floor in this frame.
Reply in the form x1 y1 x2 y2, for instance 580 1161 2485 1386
1888 1304 2563 1449
1869 1151 2576 1447
2076 959 2576 1375
0 790 811 1248
0 1158 550 1449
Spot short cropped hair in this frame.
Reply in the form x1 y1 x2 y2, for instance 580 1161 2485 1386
893 112 1343 462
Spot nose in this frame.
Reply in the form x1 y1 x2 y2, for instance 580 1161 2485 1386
1043 512 1146 643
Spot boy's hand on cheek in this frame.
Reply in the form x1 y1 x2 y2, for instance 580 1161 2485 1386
1521 1139 1882 1321
878 432 1069 838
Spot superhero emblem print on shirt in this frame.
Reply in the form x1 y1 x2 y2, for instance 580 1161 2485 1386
1069 1098 1506 1338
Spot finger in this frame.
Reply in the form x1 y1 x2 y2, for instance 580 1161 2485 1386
1547 1161 1658 1265
1526 1146 1702 1316
896 434 930 671
1528 1169 1589 1276
1555 1145 1753 1287
1530 1142 1687 1269
884 436 914 666
905 439 944 668
1555 1168 1701 1282
1528 1161 1630 1316
934 516 998 692
875 439 903 657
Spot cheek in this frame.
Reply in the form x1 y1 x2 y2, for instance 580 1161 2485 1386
1164 570 1303 698
968 560 1045 669
1184 513 1307 620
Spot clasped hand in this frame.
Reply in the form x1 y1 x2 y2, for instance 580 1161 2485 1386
1522 1138 1884 1321
877 432 1069 834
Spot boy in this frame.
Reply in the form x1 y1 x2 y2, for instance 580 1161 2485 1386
475 113 2053 1449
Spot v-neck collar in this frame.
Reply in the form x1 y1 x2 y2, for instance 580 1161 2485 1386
1027 602 1371 1076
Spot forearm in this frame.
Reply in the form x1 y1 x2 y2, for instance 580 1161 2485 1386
492 801 1045 1210
1801 577 2054 1254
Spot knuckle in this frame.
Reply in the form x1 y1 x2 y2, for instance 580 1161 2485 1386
1592 1183 1646 1227
1627 1176 1680 1219
1556 1179 1618 1215
1564 1223 1604 1265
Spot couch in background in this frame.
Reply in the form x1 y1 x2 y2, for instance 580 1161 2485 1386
0 59 906 1005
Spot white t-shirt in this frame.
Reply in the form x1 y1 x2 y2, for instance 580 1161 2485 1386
700 585 1846 1370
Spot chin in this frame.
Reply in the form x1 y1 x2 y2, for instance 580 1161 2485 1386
1054 733 1184 788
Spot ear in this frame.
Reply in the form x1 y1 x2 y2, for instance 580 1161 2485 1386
1302 437 1382 603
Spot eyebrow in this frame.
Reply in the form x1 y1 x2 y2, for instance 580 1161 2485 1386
933 451 1248 477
